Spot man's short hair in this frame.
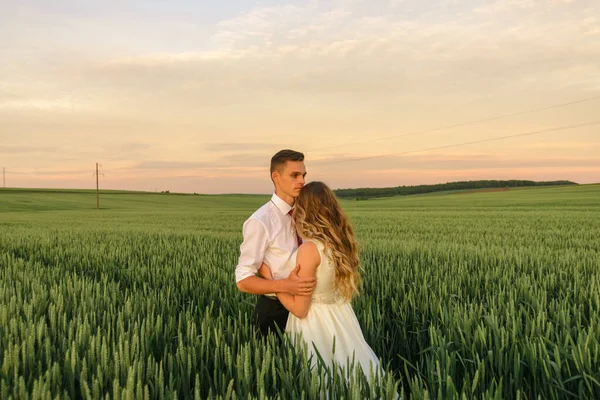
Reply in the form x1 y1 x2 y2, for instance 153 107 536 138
270 149 305 174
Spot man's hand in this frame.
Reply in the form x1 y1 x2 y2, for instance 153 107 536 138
285 264 317 296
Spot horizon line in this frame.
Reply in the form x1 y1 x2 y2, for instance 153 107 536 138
1 180 595 196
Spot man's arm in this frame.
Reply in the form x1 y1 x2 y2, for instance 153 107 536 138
238 265 317 295
235 219 316 295
237 275 296 295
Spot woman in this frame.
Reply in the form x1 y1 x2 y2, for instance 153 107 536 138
259 181 382 378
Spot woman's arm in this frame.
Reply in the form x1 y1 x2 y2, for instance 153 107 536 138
277 241 321 319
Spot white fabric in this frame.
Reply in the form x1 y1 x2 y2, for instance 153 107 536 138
285 239 382 377
235 193 299 284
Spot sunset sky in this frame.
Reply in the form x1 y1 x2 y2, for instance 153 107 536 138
1 0 599 194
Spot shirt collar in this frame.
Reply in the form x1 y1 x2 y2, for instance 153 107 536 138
271 192 293 216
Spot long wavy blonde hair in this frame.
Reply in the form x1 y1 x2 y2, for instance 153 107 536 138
293 181 361 301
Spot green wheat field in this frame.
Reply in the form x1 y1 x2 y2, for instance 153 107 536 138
1 184 599 399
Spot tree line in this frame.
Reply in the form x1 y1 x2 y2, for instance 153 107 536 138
333 180 577 199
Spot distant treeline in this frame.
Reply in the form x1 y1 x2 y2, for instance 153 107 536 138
333 180 577 199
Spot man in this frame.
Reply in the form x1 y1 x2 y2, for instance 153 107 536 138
235 149 316 336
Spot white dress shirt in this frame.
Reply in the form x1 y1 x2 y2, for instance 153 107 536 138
235 193 299 284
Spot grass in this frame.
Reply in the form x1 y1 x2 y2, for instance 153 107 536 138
2 183 598 213
1 184 599 398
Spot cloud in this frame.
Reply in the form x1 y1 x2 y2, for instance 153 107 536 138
0 145 58 154
473 0 537 15
311 152 600 172
204 142 275 152
6 0 591 126
0 99 78 111
108 142 152 153
522 141 600 150
68 0 598 109
128 151 273 171
3 0 600 191
28 169 90 176
97 142 153 161
127 156 255 171
131 161 213 170
473 0 586 15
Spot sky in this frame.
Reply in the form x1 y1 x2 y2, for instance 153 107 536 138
1 0 599 194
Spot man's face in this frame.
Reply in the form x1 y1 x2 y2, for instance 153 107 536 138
273 161 306 199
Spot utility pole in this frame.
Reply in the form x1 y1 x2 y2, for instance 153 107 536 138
2 167 4 188
96 163 99 209
94 163 104 209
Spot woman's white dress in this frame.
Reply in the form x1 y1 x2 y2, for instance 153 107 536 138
285 239 382 377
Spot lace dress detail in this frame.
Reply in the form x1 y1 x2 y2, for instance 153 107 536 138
311 291 343 304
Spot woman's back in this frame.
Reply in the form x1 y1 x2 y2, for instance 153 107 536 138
285 239 381 377
289 239 342 304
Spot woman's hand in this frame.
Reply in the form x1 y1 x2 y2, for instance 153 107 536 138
258 262 274 280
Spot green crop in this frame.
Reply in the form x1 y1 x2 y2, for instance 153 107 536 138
1 185 598 398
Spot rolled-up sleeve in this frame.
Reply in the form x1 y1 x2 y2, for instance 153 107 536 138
235 218 270 283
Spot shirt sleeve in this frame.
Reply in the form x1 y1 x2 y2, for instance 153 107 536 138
235 218 270 283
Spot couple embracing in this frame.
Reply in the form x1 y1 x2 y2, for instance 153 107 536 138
235 149 382 378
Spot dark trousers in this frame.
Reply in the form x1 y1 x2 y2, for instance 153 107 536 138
255 295 289 337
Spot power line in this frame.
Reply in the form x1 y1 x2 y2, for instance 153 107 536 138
308 94 600 153
312 121 600 166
